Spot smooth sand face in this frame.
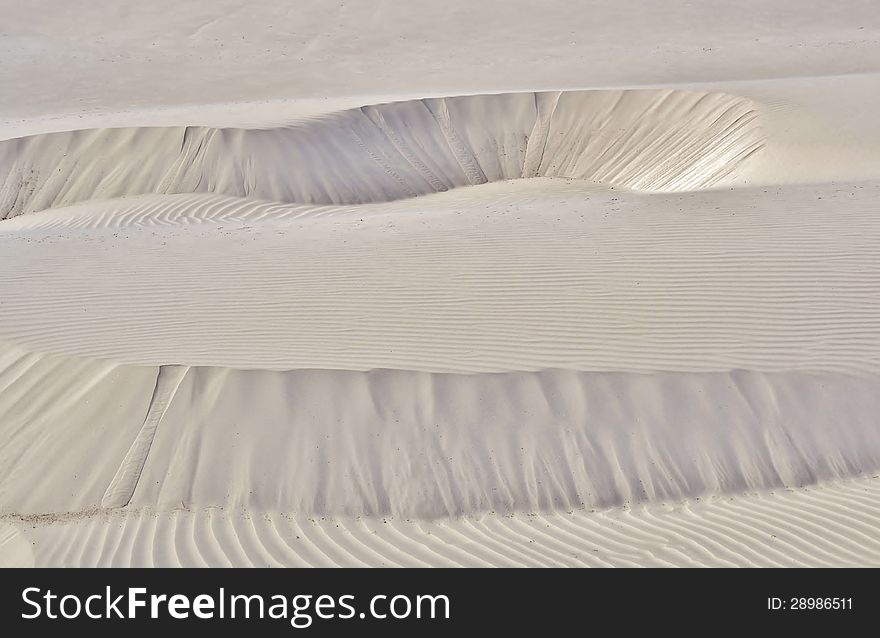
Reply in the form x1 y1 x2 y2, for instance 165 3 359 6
1 1 880 566
2 0 879 134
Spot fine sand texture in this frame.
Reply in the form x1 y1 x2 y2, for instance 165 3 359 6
1 2 879 567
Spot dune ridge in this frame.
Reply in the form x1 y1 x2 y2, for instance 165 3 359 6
2 340 879 519
129 366 880 518
0 89 763 220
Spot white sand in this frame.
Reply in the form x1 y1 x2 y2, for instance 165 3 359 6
5 475 880 567
1 1 879 566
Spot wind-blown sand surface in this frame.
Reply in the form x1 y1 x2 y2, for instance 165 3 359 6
1 1 879 566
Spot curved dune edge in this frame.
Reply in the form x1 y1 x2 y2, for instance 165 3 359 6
0 88 764 220
3 475 879 567
2 340 879 519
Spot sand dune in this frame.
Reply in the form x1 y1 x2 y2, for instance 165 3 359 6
0 179 878 375
0 89 763 220
3 340 879 519
1 6 879 568
3 1 879 135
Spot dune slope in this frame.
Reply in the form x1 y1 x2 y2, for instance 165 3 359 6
0 82 878 566
0 89 763 220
